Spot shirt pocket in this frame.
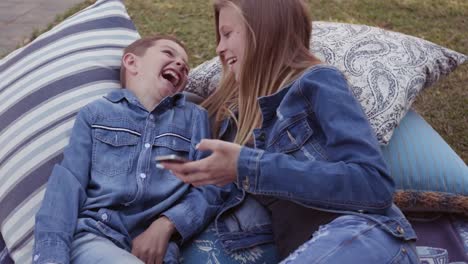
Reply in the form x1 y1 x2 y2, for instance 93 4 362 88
269 117 328 161
92 127 140 177
153 132 192 159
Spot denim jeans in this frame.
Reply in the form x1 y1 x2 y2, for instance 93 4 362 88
280 215 420 264
70 233 180 264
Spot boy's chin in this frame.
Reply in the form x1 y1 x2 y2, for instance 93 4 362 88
159 88 178 98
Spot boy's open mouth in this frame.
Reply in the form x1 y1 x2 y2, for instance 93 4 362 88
162 69 181 88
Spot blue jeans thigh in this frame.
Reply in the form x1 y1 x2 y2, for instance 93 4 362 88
70 233 144 264
280 215 419 264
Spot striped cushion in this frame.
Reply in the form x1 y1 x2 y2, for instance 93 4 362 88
0 0 139 263
381 110 468 215
0 233 12 264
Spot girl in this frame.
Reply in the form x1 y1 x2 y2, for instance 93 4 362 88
163 0 420 263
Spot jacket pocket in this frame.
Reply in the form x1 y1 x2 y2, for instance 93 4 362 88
269 117 327 161
92 127 139 177
153 132 192 158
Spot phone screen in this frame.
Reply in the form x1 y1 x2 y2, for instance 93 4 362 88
155 154 188 163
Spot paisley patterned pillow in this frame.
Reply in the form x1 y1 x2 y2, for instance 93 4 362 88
185 21 467 145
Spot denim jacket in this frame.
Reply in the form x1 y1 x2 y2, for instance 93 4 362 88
215 65 417 252
33 89 231 264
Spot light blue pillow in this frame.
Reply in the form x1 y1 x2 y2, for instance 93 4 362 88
381 110 468 214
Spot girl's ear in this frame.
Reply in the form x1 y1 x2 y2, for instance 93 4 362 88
122 52 138 74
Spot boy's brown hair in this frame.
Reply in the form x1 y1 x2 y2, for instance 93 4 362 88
120 34 187 87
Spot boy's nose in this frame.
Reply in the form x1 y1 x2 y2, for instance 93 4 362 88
174 58 184 68
173 59 188 75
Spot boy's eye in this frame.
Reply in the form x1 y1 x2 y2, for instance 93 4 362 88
163 50 173 56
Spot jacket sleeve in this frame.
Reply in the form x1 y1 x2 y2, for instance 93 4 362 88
33 107 92 264
162 106 232 244
237 67 395 214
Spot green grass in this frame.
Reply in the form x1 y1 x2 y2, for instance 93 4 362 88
7 0 468 162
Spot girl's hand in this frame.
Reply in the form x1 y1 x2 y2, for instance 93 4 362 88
161 139 241 186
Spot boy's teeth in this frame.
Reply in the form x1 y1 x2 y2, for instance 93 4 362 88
227 58 237 65
163 69 177 78
162 69 180 86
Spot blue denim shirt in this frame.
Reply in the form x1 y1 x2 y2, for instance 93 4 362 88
33 89 231 264
215 65 417 252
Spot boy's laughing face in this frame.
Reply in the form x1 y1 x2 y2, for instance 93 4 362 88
135 39 189 103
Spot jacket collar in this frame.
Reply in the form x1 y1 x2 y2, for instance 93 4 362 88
104 89 186 108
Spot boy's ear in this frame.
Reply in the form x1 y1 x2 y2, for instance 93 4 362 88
122 52 138 74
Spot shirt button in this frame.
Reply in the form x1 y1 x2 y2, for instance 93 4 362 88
101 213 108 221
259 133 266 141
149 114 154 120
396 226 405 235
242 178 249 190
145 143 150 148
33 254 39 261
140 173 146 179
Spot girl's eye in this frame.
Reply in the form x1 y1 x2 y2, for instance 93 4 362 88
222 31 231 38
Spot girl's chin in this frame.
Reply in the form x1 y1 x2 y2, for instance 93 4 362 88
228 68 239 81
233 70 240 82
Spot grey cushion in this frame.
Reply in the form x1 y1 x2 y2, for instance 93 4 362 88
185 21 467 145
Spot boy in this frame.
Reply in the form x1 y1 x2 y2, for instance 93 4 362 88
33 35 228 264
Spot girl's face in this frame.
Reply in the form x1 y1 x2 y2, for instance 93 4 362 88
216 5 247 81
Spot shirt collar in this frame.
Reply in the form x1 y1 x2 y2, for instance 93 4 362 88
104 88 133 103
104 89 187 108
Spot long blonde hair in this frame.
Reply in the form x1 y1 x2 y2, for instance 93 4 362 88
202 0 321 145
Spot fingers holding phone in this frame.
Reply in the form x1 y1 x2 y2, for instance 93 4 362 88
155 154 188 164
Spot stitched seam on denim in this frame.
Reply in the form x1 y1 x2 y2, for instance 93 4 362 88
315 221 379 264
84 104 97 124
189 110 199 160
298 75 313 111
299 66 345 110
255 187 391 209
286 129 316 161
91 125 141 136
254 149 264 191
311 140 328 160
267 114 308 148
388 245 408 264
91 133 137 177
154 133 190 143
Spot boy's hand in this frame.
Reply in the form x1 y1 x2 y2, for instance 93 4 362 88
132 216 176 264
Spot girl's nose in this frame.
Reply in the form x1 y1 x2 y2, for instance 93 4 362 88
216 41 225 55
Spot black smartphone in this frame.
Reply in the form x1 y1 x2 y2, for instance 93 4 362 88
155 154 189 164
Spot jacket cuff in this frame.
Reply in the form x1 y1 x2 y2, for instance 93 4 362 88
237 147 264 192
33 241 69 264
162 204 199 244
